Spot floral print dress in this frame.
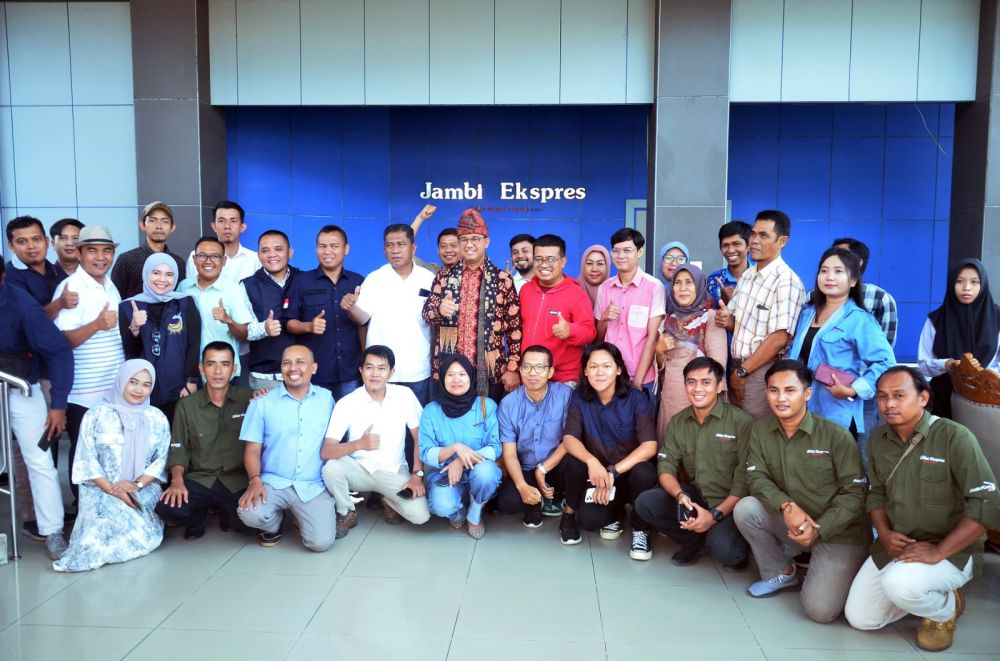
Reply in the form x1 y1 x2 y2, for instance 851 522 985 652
53 405 170 572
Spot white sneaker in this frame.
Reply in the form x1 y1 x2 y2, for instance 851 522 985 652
600 521 623 540
45 532 68 560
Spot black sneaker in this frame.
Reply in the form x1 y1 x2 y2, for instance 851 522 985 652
184 525 206 541
258 530 282 547
629 530 652 561
21 520 45 542
671 543 704 566
522 509 543 528
559 512 582 545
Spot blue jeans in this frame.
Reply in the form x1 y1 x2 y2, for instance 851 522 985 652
856 398 880 471
396 378 431 407
322 379 362 401
426 459 502 525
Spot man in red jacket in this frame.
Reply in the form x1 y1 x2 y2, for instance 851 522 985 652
519 234 597 385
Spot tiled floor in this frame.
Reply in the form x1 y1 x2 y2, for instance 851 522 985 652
1 506 998 661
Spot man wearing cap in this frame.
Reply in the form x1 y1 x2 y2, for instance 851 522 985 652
52 225 126 510
111 201 186 299
422 209 523 401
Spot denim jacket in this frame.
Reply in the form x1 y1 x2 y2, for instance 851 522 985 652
788 299 895 433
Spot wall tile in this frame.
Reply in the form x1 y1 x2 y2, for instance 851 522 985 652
365 0 430 105
495 0 561 104
830 137 884 220
886 104 940 137
827 220 884 282
895 302 931 362
208 0 238 105
780 105 834 137
12 106 76 207
78 207 142 254
291 124 343 217
727 136 779 220
833 105 886 137
301 0 365 105
781 0 851 102
69 2 134 105
0 107 16 208
0 5 11 106
236 0 301 104
134 99 202 205
880 220 933 303
930 220 950 304
342 133 390 219
849 0 920 102
5 2 72 105
934 136 954 221
429 0 493 105
883 137 937 221
74 106 138 207
389 137 430 220
655 96 729 207
235 123 291 215
561 0 627 103
729 0 783 102
782 219 829 282
730 104 780 137
917 0 979 102
582 135 633 219
777 137 831 220
530 134 583 219
625 0 655 103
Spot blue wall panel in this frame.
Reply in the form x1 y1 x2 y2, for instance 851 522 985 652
728 102 954 361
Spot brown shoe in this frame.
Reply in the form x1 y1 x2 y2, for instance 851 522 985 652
916 615 957 653
336 509 358 539
383 501 403 525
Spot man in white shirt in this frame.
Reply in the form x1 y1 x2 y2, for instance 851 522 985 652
342 223 435 405
186 201 259 284
321 345 430 537
52 225 125 509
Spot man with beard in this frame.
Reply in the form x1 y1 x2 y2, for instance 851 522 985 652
508 233 535 293
112 201 186 299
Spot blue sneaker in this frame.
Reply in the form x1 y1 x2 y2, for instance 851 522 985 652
747 567 800 597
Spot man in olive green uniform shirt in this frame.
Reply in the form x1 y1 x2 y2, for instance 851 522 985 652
734 360 870 623
845 367 1000 652
155 342 253 539
634 357 753 569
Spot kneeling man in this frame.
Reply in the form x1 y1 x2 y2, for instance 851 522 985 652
845 366 1000 652
322 345 430 538
735 359 869 623
237 345 336 551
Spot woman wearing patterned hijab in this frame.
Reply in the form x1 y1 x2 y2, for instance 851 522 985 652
53 359 171 572
655 264 729 438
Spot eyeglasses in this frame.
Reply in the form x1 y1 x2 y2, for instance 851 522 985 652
519 363 551 375
195 253 223 263
611 247 636 256
151 331 161 357
662 255 687 264
458 236 484 245
533 257 561 266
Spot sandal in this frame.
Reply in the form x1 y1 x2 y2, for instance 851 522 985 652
448 517 466 529
467 521 485 540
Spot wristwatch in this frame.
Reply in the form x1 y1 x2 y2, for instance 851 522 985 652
607 465 620 478
414 469 425 478
735 365 750 378
536 464 548 475
134 480 144 490
710 507 724 522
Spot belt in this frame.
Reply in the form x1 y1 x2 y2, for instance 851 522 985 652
250 371 283 381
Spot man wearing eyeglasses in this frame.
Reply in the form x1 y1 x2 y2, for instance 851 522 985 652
321 345 430 537
177 236 255 380
49 218 84 279
519 234 596 385
594 228 666 395
422 209 523 402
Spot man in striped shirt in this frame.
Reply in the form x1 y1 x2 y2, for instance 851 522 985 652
716 210 805 420
53 225 125 511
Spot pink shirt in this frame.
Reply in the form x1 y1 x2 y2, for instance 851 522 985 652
594 270 666 383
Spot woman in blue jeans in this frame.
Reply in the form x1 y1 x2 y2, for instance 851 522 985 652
788 247 895 437
419 355 501 539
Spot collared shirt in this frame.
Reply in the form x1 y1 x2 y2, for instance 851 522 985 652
169 386 253 492
53 269 124 409
512 271 530 293
242 267 298 374
746 410 870 546
5 256 65 305
563 387 657 466
419 398 501 468
325 384 423 474
284 267 365 386
861 282 897 347
729 256 806 361
187 244 259 285
867 412 1000 571
706 258 755 304
593 270 666 383
498 382 573 470
0 283 73 409
111 244 186 300
355 262 434 382
176 277 256 376
659 399 753 508
239 384 334 502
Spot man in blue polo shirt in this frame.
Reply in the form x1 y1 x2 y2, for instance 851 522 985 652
285 225 364 398
242 230 298 391
5 216 74 318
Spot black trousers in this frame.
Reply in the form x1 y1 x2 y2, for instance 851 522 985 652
633 483 749 566
54 403 89 507
153 477 246 531
563 455 656 532
497 463 567 516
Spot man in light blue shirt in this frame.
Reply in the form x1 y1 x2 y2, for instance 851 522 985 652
237 345 337 550
177 236 255 378
497 345 573 528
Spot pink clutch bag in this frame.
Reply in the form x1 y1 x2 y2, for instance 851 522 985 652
814 363 856 388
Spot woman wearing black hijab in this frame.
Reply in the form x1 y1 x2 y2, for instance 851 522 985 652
918 258 1000 418
418 355 502 539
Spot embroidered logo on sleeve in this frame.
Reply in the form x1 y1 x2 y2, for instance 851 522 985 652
746 464 757 471
657 452 667 459
970 481 997 494
919 455 946 464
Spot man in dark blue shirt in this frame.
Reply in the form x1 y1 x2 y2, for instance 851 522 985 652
5 216 74 318
0 260 74 560
285 225 364 399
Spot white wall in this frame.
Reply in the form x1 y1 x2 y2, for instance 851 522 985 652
0 1 139 256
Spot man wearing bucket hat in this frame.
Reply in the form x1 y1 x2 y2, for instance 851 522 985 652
111 201 186 299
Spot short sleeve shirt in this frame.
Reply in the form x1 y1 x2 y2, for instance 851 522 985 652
176 277 256 376
593 270 666 383
729 256 806 360
563 387 656 465
325 383 423 474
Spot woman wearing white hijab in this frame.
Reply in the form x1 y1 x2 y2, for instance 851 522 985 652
53 359 171 572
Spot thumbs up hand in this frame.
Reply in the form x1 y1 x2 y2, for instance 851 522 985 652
96 302 118 331
552 311 571 340
356 423 380 451
212 298 232 325
439 290 457 318
340 285 360 311
264 309 281 337
59 283 79 309
311 309 327 335
129 300 148 333
601 301 620 322
714 299 732 329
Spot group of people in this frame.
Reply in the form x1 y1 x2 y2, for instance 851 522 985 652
2 201 998 653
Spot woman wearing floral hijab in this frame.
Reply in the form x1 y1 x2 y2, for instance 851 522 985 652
53 359 171 572
655 264 728 438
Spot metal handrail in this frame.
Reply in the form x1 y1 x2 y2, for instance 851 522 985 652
0 368 30 561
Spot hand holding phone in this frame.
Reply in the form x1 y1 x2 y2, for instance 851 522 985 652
397 487 414 500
